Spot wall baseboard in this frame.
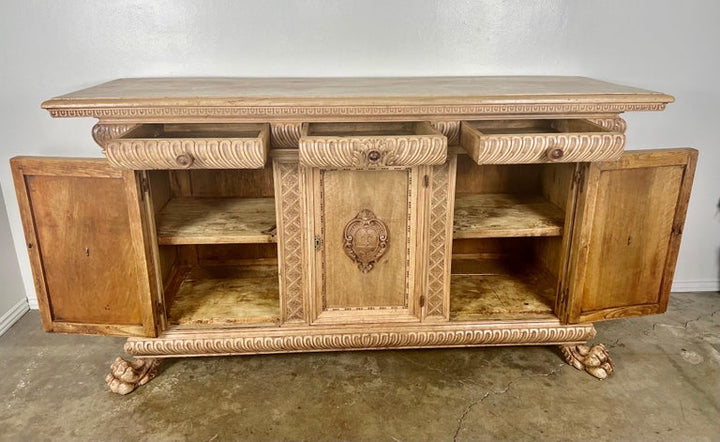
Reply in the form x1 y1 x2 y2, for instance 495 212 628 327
672 279 720 293
0 298 29 336
27 297 38 310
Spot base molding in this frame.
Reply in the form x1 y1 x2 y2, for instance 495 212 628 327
671 279 720 293
125 321 596 357
0 298 29 336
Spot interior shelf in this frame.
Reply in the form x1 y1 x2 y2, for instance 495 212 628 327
156 197 277 245
453 193 564 239
450 257 557 321
167 265 280 326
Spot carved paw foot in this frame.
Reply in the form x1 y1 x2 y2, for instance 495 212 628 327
561 344 614 379
105 357 161 395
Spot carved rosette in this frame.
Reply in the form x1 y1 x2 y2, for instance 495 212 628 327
124 323 597 357
343 209 389 273
299 135 447 169
561 344 614 379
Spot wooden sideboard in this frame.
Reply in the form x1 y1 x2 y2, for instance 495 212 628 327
11 77 696 394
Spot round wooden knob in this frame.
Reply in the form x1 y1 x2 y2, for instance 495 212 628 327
175 153 194 168
368 150 381 162
546 148 564 162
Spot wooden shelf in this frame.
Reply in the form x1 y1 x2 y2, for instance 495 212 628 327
167 265 280 326
453 193 564 239
450 258 557 321
157 197 277 245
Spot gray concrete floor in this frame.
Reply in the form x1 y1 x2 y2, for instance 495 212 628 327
1 293 718 441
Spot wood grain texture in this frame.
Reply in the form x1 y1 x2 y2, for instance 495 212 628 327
320 169 411 311
564 148 698 323
299 122 447 169
156 197 277 245
460 119 625 164
167 265 279 326
42 77 673 121
10 157 154 337
103 123 269 170
454 194 564 238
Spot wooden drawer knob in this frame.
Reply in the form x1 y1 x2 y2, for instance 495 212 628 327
175 153 194 168
367 150 381 163
546 148 564 162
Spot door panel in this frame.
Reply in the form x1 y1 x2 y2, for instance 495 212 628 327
11 157 159 337
562 149 697 323
306 167 422 324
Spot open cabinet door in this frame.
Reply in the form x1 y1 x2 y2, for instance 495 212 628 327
560 149 697 324
11 157 161 337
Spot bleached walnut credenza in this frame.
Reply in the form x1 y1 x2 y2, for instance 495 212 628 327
11 77 696 394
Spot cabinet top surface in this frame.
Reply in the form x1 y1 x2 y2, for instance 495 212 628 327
42 76 673 119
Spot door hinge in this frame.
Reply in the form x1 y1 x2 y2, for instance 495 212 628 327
139 174 150 201
423 175 430 188
573 167 585 194
419 295 426 308
314 235 323 251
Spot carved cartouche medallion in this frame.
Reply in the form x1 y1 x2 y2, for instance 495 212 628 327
343 209 389 273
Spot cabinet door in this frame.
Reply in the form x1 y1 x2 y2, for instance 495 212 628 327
560 149 697 323
304 167 426 324
11 157 161 337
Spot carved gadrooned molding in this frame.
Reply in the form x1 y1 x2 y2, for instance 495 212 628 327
300 136 447 169
104 136 269 169
431 121 460 145
47 102 667 120
461 131 626 164
587 117 627 133
343 209 389 273
124 323 596 357
92 123 138 147
271 123 302 148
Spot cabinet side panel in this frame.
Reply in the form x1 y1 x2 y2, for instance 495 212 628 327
25 174 144 326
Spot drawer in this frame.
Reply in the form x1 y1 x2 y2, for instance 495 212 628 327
460 119 625 164
299 122 447 169
103 123 270 169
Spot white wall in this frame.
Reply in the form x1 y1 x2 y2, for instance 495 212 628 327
0 0 718 314
0 183 28 334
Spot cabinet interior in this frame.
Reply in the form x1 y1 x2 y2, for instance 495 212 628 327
450 155 575 321
148 166 280 328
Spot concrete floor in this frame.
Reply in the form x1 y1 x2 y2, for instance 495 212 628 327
0 293 718 441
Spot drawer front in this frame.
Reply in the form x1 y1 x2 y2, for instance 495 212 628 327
460 119 625 164
299 122 447 169
103 123 269 170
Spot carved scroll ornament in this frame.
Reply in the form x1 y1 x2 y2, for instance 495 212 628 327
343 209 389 273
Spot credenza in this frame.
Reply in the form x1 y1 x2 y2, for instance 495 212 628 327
11 77 696 394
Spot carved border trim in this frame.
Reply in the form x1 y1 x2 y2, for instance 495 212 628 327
48 102 667 119
425 162 451 319
124 322 596 357
271 123 302 147
275 160 304 322
92 123 138 147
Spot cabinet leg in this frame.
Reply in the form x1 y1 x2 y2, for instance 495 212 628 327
105 357 161 395
560 344 614 379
